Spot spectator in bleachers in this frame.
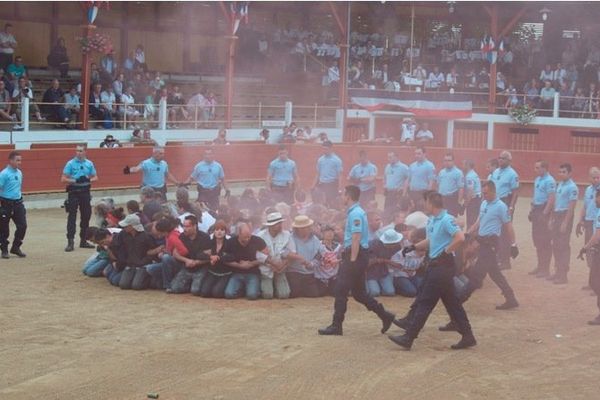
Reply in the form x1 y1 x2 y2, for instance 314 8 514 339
100 134 121 148
90 62 100 86
100 84 117 120
558 81 574 116
112 73 125 98
64 86 80 122
167 85 187 128
0 23 17 72
0 68 13 95
134 44 147 72
186 90 205 120
524 78 540 108
203 91 217 123
572 87 587 117
585 82 598 118
89 83 111 128
566 64 578 91
130 128 157 146
12 76 44 122
259 128 270 143
504 84 519 110
446 66 459 90
42 79 69 125
123 51 135 78
496 72 507 92
213 128 230 145
0 80 16 127
428 66 444 90
129 72 146 99
477 67 489 90
47 37 69 78
7 56 26 81
100 51 117 87
412 63 427 81
149 71 165 92
553 63 567 87
415 122 434 143
539 63 553 82
120 86 141 128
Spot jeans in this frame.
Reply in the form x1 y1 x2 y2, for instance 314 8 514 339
119 266 151 290
66 190 92 241
105 264 122 286
82 253 110 277
332 249 388 325
366 274 395 297
146 254 182 290
199 272 231 298
0 198 27 251
170 268 207 295
287 271 322 298
393 276 423 298
260 272 291 299
224 272 261 300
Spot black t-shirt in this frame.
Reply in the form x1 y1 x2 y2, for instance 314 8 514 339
208 237 231 275
180 231 211 260
222 235 267 274
142 200 162 221
111 230 157 270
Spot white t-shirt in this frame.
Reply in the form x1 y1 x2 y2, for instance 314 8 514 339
416 129 434 141
0 32 17 54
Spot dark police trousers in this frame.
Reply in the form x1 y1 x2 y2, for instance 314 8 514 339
550 211 573 277
408 190 426 211
383 189 400 219
465 196 481 230
332 248 388 325
66 187 92 241
498 196 513 267
442 192 460 217
0 197 27 251
530 204 552 272
316 180 339 207
585 220 595 286
405 253 472 339
197 185 220 211
271 184 294 205
588 247 600 313
464 236 515 301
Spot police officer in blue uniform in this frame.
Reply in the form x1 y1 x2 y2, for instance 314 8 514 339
578 190 600 325
185 148 228 211
61 146 98 252
576 167 600 288
549 163 578 284
528 160 556 277
124 147 179 199
318 185 396 336
389 191 476 350
313 140 343 207
267 145 298 204
463 159 482 229
408 146 435 211
491 150 519 269
383 151 409 220
437 152 464 216
0 151 26 259
348 150 377 206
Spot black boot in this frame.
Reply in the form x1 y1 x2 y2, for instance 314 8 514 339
65 239 74 252
80 240 95 249
379 311 395 334
439 320 458 332
9 246 26 258
588 315 600 326
392 316 410 331
496 295 519 310
388 334 413 350
451 333 477 350
1 247 8 259
318 323 343 336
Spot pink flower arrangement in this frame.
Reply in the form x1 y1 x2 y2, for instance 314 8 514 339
77 33 114 55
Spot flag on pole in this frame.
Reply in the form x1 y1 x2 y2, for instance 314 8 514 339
81 1 110 24
230 2 249 35
481 35 497 64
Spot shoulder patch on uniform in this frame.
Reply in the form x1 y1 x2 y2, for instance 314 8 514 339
354 219 361 226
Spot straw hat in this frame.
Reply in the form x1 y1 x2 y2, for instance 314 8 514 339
264 212 284 227
292 215 314 229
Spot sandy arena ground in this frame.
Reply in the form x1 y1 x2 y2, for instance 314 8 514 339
1 198 599 400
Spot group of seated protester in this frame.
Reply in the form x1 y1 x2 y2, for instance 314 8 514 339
82 185 439 300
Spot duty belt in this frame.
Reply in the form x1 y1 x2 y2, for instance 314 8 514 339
476 235 498 246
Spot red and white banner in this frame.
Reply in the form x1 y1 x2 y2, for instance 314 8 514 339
349 89 473 119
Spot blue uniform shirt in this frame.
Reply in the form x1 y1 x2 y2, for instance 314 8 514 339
584 185 600 221
465 169 481 197
140 157 169 188
409 159 435 191
426 210 460 258
348 162 377 192
478 197 510 237
317 153 343 183
594 208 600 234
491 166 519 199
437 166 464 196
384 161 409 191
191 160 224 189
268 158 296 187
63 157 97 189
532 173 556 206
344 202 369 249
554 179 578 212
0 166 22 200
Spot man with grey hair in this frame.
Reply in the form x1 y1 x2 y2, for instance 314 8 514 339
61 146 98 252
491 150 519 269
257 212 294 299
123 147 179 199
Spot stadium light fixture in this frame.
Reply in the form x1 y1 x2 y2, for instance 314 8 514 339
539 7 551 21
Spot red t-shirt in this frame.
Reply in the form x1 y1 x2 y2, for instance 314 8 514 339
166 229 188 256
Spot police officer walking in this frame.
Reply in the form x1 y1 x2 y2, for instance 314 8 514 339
185 148 228 211
576 167 600 288
318 185 396 336
0 151 27 258
61 145 98 252
491 150 519 269
549 163 578 284
348 150 377 206
408 146 435 211
388 191 476 350
313 140 342 207
267 145 298 204
578 190 600 325
383 151 409 221
437 152 464 216
463 159 482 229
123 146 179 198
528 160 556 278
